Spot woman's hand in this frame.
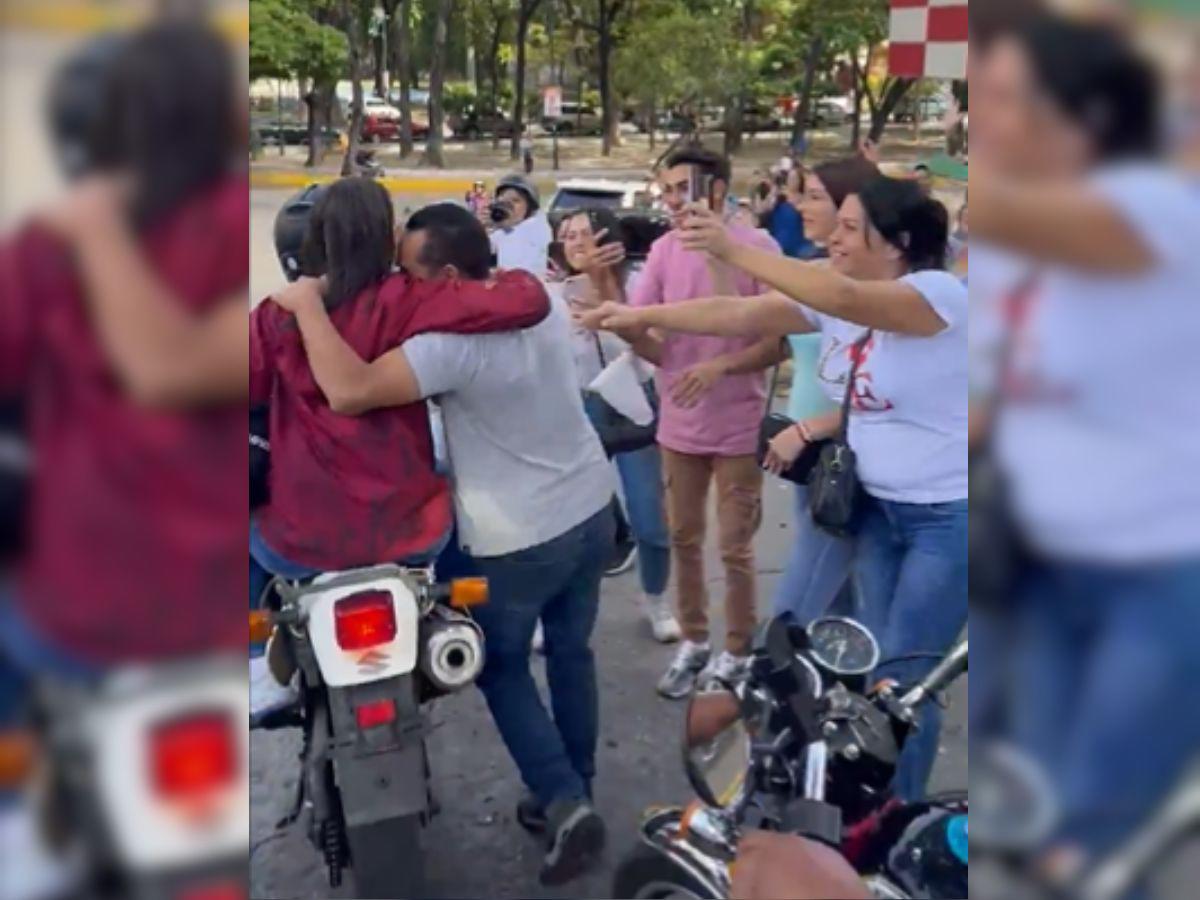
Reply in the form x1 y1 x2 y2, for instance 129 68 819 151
671 359 726 408
763 424 807 476
271 276 326 314
577 227 627 278
575 301 649 336
680 204 735 258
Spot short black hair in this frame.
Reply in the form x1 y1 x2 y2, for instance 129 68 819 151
663 147 732 186
1016 16 1160 162
970 0 1046 54
858 176 950 273
301 177 396 310
405 203 493 280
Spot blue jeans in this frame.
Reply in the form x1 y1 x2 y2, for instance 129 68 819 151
852 496 968 803
613 445 671 596
470 507 614 809
1010 558 1200 859
772 485 853 624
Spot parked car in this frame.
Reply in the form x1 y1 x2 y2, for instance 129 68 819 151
452 107 516 140
543 102 603 135
719 103 784 133
253 115 342 148
548 178 655 215
547 206 672 263
809 97 855 126
894 94 950 123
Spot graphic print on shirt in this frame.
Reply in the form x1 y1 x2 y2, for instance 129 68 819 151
999 275 1075 407
817 333 894 413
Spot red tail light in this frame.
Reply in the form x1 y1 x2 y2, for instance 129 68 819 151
150 713 236 800
176 882 246 900
335 591 397 650
355 698 397 730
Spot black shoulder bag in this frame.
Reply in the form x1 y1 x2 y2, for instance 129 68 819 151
808 331 872 537
757 356 828 485
582 334 660 458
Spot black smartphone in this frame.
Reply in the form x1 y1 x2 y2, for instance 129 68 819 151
688 167 714 209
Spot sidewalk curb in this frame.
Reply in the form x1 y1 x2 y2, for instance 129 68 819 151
251 169 475 195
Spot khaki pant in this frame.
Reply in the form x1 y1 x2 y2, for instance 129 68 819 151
662 449 763 655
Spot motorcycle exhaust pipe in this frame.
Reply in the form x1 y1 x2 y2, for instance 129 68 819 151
420 611 484 694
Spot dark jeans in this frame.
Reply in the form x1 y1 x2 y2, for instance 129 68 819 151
470 507 614 810
852 496 968 803
1010 558 1200 858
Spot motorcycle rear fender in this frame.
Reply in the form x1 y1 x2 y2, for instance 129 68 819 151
635 808 731 897
299 567 423 688
327 677 428 827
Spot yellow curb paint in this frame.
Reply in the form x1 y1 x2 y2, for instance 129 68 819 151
0 6 248 40
251 170 474 195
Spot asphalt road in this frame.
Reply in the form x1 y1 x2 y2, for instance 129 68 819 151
248 189 967 900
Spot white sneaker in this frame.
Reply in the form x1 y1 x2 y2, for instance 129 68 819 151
0 801 83 900
700 651 750 690
250 654 299 724
657 640 711 699
532 620 545 654
640 594 681 644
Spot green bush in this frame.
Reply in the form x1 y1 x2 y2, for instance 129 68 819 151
444 82 477 116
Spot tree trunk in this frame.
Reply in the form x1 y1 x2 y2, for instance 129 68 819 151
342 5 365 177
790 34 823 152
394 0 414 158
648 96 656 150
723 99 744 156
374 32 386 96
510 6 537 161
850 55 863 150
422 0 452 167
304 89 319 167
489 19 502 149
867 77 915 143
598 28 615 156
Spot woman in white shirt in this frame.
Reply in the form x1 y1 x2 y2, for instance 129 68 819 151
971 14 1200 879
583 176 966 804
553 209 679 646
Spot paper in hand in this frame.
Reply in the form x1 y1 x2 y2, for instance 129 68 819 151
588 351 653 425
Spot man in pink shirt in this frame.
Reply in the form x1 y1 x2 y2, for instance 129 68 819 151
626 148 783 698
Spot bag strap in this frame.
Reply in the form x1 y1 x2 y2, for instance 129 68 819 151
836 331 873 442
763 337 791 418
591 331 608 369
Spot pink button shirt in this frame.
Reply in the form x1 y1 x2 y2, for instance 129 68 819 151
630 225 781 456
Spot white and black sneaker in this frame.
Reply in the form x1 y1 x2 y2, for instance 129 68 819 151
699 650 751 690
605 541 638 578
656 640 711 699
540 798 606 885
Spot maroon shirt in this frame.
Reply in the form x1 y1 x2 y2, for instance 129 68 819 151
0 177 248 665
250 269 549 571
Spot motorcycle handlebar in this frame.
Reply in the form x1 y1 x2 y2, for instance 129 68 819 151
898 640 967 709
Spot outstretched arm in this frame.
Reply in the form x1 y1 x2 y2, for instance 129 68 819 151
274 278 424 416
581 292 816 340
682 207 948 337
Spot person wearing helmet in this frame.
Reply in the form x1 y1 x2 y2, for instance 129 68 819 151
484 174 552 277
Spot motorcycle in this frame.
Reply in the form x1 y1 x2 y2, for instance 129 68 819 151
250 564 488 898
14 657 250 900
613 615 968 900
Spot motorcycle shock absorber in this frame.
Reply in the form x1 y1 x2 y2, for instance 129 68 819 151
322 817 348 888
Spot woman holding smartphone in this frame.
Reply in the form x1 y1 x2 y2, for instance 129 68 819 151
553 209 679 645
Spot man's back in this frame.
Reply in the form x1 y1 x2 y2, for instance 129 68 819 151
402 297 614 558
250 270 548 570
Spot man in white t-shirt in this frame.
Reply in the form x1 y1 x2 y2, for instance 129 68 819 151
280 203 615 886
486 174 552 277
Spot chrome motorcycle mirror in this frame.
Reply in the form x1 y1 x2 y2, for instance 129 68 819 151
683 689 751 809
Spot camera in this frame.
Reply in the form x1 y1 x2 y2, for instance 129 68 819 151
488 200 514 224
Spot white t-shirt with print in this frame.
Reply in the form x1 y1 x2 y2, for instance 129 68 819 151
805 270 968 504
995 165 1200 563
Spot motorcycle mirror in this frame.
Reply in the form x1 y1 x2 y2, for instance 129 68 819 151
683 690 750 809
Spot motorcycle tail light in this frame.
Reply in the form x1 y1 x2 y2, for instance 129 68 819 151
150 713 236 801
334 591 397 651
176 882 246 900
355 699 397 730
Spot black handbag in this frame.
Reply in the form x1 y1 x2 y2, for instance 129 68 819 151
968 274 1039 607
757 362 829 485
583 334 659 457
808 332 872 537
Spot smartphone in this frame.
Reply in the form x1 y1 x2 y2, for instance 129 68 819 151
688 167 714 209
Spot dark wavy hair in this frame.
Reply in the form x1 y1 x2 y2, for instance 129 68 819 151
1016 16 1160 162
300 177 396 310
92 22 235 230
858 176 950 273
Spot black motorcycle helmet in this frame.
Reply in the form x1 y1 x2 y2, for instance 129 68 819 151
44 32 129 180
273 183 329 282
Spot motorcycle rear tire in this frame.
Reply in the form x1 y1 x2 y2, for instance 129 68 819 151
347 813 424 899
612 841 719 900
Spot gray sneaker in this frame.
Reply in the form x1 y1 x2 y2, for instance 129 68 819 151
699 650 750 691
656 640 711 699
540 798 606 885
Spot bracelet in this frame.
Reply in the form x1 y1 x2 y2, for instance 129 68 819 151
793 421 814 443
